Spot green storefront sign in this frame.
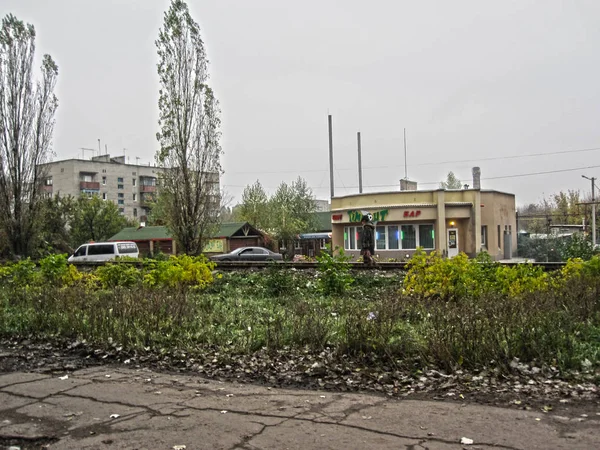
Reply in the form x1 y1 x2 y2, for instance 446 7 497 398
348 209 389 223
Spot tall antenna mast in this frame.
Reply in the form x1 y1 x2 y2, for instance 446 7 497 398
403 128 408 179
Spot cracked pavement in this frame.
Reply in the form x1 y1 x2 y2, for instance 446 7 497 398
0 367 598 449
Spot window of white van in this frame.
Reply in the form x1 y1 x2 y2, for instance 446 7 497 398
88 244 115 255
73 246 87 257
117 242 138 254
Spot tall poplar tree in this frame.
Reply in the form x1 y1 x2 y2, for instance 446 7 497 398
156 0 222 255
0 14 58 257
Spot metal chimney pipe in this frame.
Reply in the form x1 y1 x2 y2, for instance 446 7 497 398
472 167 481 190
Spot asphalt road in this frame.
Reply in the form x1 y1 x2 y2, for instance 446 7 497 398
1 367 598 450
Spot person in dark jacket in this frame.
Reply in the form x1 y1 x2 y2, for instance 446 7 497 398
360 215 375 266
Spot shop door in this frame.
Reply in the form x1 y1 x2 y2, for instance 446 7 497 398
447 228 459 258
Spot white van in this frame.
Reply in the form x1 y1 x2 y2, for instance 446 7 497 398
68 241 140 262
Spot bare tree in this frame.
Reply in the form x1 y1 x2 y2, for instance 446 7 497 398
155 0 222 255
0 14 58 257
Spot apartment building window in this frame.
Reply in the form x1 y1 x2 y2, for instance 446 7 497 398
481 225 488 249
118 200 124 205
44 177 53 186
117 177 124 183
118 193 124 199
118 184 124 190
102 176 106 185
132 178 136 186
132 172 136 176
102 169 107 173
119 208 124 214
319 239 327 249
102 193 107 201
497 225 501 248
60 168 64 173
133 193 137 202
133 208 137 217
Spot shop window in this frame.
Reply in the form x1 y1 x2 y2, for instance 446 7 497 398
376 226 386 250
388 225 399 249
344 226 361 250
481 225 488 248
419 224 435 249
401 225 417 249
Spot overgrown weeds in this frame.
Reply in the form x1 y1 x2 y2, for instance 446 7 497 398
0 252 598 374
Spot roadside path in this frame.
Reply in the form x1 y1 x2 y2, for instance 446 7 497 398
1 367 598 449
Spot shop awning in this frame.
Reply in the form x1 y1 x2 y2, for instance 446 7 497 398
299 232 332 240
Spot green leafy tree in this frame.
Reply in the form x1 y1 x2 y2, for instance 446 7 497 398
439 171 463 189
155 0 222 255
37 195 74 255
0 14 59 257
69 196 129 248
239 180 269 229
269 177 317 258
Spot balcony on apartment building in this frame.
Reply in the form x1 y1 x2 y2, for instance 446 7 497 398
139 184 156 193
139 175 157 193
80 181 100 190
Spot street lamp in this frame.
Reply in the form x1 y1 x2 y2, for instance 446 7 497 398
582 175 597 247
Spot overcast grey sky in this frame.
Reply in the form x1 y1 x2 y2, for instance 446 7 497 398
4 0 600 206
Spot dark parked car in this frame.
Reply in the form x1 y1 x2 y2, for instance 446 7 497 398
209 247 283 262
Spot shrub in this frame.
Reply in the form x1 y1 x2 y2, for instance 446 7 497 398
143 255 215 290
316 246 354 295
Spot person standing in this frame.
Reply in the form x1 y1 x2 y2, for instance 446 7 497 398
360 215 375 266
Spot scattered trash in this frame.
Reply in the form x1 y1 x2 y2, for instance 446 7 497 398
124 359 131 364
226 394 233 397
109 414 120 419
535 418 541 421
173 446 187 450
105 374 111 378
154 391 162 395
8 446 21 450
460 437 474 445
58 375 68 380
220 410 227 414
320 395 326 398
361 416 372 420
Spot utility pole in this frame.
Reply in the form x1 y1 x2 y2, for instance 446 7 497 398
357 131 363 193
582 175 596 246
328 115 334 199
403 128 408 180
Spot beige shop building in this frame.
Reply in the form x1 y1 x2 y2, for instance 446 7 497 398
330 188 517 260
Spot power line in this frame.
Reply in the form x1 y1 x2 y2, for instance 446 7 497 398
224 163 600 191
225 145 600 175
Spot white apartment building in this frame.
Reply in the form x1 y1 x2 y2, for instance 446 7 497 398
39 154 220 222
